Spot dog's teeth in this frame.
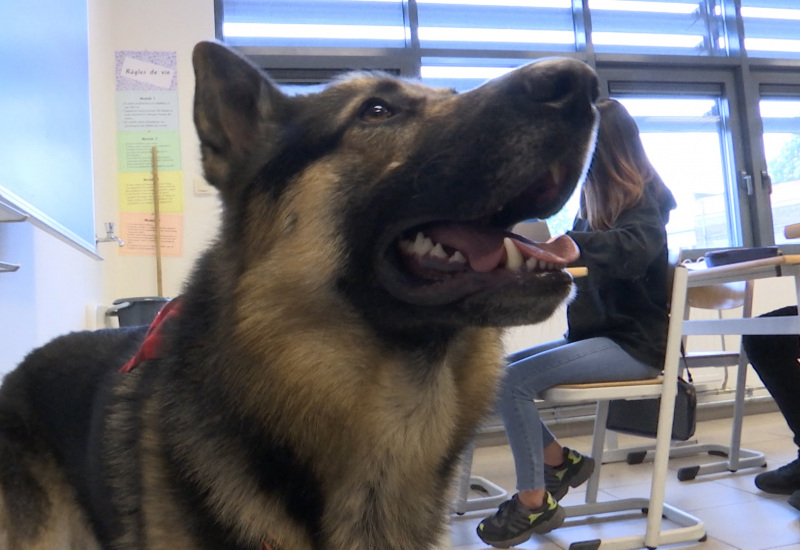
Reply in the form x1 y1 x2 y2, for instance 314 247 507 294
399 239 414 254
526 257 537 270
449 251 467 264
413 232 434 255
503 238 523 271
430 243 449 259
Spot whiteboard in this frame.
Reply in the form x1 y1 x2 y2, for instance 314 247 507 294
0 0 95 251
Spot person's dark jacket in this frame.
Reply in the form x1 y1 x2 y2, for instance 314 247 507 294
565 180 677 370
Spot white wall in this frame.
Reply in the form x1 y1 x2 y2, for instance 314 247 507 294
0 0 216 374
0 222 102 374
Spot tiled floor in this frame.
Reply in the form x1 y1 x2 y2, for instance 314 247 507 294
450 411 800 550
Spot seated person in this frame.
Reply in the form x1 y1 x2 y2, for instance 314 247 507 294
477 99 677 548
742 307 800 510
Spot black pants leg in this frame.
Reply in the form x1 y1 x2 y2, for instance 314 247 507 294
742 305 800 453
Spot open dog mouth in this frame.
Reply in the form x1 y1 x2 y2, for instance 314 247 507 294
398 227 578 277
378 162 582 307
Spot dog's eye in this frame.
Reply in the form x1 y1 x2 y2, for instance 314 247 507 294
360 100 394 122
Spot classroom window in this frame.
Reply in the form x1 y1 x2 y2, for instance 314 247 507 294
617 96 738 249
760 97 800 244
220 0 408 48
741 1 800 58
416 0 576 51
589 0 725 56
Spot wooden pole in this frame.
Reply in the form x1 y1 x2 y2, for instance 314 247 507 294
151 146 163 296
785 222 800 240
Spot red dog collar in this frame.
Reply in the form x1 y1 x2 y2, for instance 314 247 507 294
119 298 181 373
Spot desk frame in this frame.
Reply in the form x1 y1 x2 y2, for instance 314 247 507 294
679 255 800 478
605 255 800 480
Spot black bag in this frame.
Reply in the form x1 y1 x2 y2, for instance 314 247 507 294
606 377 697 441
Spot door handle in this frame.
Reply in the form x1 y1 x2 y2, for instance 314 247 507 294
761 170 772 194
741 172 754 195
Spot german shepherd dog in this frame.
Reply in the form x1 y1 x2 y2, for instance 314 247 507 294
0 42 597 549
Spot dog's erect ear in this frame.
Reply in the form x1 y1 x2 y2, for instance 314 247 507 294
192 41 284 190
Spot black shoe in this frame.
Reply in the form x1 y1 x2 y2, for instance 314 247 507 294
476 492 565 548
789 490 800 511
545 447 595 501
755 458 800 495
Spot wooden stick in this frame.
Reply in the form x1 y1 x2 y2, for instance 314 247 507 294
785 222 800 240
566 266 588 278
151 146 163 297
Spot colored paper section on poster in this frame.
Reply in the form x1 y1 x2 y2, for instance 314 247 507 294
116 91 179 131
118 171 184 214
118 211 183 257
116 51 178 91
117 131 181 173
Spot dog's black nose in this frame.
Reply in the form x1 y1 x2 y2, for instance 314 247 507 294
518 58 599 107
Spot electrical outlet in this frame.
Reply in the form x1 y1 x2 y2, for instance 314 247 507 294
84 304 111 330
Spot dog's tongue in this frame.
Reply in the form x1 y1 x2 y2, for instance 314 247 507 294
427 225 579 272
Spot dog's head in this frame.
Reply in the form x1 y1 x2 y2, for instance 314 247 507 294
193 41 597 342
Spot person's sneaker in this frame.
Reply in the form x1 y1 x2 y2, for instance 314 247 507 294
545 447 595 501
755 458 800 495
476 492 565 548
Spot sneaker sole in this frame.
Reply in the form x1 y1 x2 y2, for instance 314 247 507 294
754 479 797 495
478 506 566 548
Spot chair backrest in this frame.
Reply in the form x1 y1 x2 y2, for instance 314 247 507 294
664 264 690 373
676 248 750 363
666 247 681 304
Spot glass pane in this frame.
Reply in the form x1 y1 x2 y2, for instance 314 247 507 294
420 57 527 91
741 1 800 59
617 97 737 249
220 0 407 48
589 0 721 56
760 98 800 244
416 0 576 52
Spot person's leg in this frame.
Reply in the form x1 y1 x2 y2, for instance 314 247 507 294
499 336 658 501
742 305 800 494
477 337 657 547
742 306 800 447
504 339 568 365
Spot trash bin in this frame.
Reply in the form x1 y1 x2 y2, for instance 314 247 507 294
106 296 170 327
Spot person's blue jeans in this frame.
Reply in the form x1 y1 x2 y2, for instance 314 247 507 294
498 337 659 492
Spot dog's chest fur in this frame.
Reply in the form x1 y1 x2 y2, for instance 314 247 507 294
231 323 504 549
124 321 504 550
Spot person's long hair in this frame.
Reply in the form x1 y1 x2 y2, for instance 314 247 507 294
581 98 662 230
